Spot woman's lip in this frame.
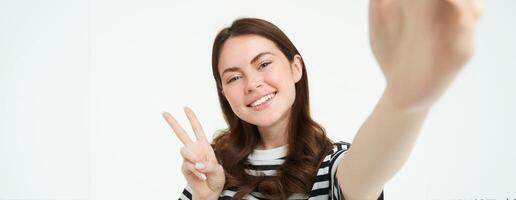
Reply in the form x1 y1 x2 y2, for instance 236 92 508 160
247 92 277 107
250 92 276 111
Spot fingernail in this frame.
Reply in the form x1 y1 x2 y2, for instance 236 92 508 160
195 162 205 170
195 172 206 181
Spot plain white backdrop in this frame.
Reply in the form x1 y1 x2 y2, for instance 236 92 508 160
1 0 515 199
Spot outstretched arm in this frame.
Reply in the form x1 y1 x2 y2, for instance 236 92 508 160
337 0 482 199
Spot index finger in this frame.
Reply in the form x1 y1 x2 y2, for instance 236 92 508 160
162 111 193 145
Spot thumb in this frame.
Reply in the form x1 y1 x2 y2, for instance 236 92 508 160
195 162 225 191
195 162 223 176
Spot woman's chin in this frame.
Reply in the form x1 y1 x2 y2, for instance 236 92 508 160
245 117 278 128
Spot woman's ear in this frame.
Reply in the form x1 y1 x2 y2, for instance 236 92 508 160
291 54 304 83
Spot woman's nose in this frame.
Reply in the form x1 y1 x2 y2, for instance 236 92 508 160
245 77 263 94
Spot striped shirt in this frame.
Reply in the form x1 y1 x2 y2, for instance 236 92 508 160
179 141 384 200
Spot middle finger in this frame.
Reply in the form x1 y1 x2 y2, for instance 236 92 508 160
184 107 208 143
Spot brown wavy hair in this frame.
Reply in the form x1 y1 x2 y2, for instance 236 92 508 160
211 18 333 199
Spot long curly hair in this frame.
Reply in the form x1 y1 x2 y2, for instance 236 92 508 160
211 18 333 199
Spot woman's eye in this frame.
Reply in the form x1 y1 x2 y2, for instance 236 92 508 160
259 61 271 69
227 76 240 83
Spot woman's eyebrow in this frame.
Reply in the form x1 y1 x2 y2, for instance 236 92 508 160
250 51 274 64
221 67 240 77
221 51 275 76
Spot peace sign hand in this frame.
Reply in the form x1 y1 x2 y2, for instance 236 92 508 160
163 107 225 200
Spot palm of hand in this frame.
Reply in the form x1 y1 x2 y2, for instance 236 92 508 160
181 140 224 198
369 0 481 109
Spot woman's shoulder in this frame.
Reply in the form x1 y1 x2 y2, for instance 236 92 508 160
316 141 351 172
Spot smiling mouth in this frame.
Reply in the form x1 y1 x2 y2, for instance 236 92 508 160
247 92 277 107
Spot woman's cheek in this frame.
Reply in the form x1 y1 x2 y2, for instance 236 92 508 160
265 69 283 85
226 89 244 107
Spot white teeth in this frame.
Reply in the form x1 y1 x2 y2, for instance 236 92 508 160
250 93 275 107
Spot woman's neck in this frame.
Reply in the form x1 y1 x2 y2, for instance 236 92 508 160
256 110 290 150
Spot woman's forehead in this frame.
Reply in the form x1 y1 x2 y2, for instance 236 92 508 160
218 35 281 67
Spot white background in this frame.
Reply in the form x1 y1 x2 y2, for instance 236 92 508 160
1 0 515 199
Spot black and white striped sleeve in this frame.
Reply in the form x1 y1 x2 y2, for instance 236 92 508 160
178 185 192 200
329 141 385 200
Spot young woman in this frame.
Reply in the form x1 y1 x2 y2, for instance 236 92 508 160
163 1 481 199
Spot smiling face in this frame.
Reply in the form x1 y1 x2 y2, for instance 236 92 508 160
218 34 303 129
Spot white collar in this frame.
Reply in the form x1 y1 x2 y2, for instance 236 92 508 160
248 145 288 160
